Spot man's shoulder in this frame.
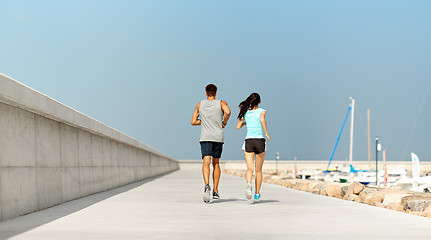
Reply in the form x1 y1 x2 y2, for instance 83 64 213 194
220 100 229 105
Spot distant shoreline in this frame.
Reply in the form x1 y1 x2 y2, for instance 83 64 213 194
179 159 431 162
179 159 431 174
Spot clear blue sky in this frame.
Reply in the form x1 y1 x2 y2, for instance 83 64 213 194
2 1 431 162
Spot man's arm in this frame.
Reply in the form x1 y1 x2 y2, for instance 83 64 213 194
191 102 201 126
220 101 231 128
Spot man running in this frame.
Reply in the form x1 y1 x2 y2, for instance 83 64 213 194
191 84 231 203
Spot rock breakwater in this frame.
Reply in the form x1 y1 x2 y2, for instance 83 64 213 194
223 169 431 218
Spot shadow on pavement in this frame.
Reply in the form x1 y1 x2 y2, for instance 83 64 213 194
211 198 248 204
251 200 279 204
0 171 176 240
211 199 279 204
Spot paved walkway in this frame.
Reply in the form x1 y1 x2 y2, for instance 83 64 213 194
1 163 431 240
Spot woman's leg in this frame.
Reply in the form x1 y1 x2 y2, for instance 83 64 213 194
244 151 255 199
255 151 266 194
244 151 255 183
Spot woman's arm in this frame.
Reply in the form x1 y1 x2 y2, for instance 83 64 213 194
260 111 271 142
191 102 201 126
236 118 246 130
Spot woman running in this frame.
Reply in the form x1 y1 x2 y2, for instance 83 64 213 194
236 93 270 201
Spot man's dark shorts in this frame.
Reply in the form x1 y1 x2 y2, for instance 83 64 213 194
200 141 223 159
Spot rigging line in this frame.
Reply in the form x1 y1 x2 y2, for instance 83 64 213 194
400 79 431 161
326 105 351 172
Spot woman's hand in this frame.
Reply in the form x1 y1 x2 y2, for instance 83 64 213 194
236 118 246 130
266 133 271 142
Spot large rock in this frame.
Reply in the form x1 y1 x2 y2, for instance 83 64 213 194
359 188 378 196
286 179 298 189
312 182 328 195
424 206 431 213
298 181 310 192
307 181 325 194
347 182 365 195
385 202 404 212
307 181 321 191
343 194 352 200
362 193 384 206
358 188 378 202
323 184 343 199
343 194 360 202
368 195 384 206
422 206 431 218
402 195 431 212
341 186 349 197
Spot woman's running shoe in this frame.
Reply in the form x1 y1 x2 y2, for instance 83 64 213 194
254 193 261 201
245 183 253 200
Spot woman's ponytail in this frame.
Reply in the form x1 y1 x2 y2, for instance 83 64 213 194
237 93 261 119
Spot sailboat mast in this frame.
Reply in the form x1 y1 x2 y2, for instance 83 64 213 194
367 109 371 170
349 97 355 168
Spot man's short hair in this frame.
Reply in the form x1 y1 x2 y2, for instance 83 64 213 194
205 84 217 97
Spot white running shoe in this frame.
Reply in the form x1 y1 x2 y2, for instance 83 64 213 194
245 183 253 200
203 184 212 203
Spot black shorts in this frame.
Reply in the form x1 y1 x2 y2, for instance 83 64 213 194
242 138 266 154
200 141 223 159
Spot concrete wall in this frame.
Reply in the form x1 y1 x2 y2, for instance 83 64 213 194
0 73 179 222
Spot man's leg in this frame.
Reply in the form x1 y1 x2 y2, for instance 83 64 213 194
200 142 213 203
202 156 211 185
212 158 220 192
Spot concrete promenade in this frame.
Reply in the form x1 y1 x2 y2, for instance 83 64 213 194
1 163 431 240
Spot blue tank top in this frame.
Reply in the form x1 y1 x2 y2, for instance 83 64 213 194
244 108 265 139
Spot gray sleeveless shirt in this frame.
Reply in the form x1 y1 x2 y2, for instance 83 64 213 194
199 100 224 143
